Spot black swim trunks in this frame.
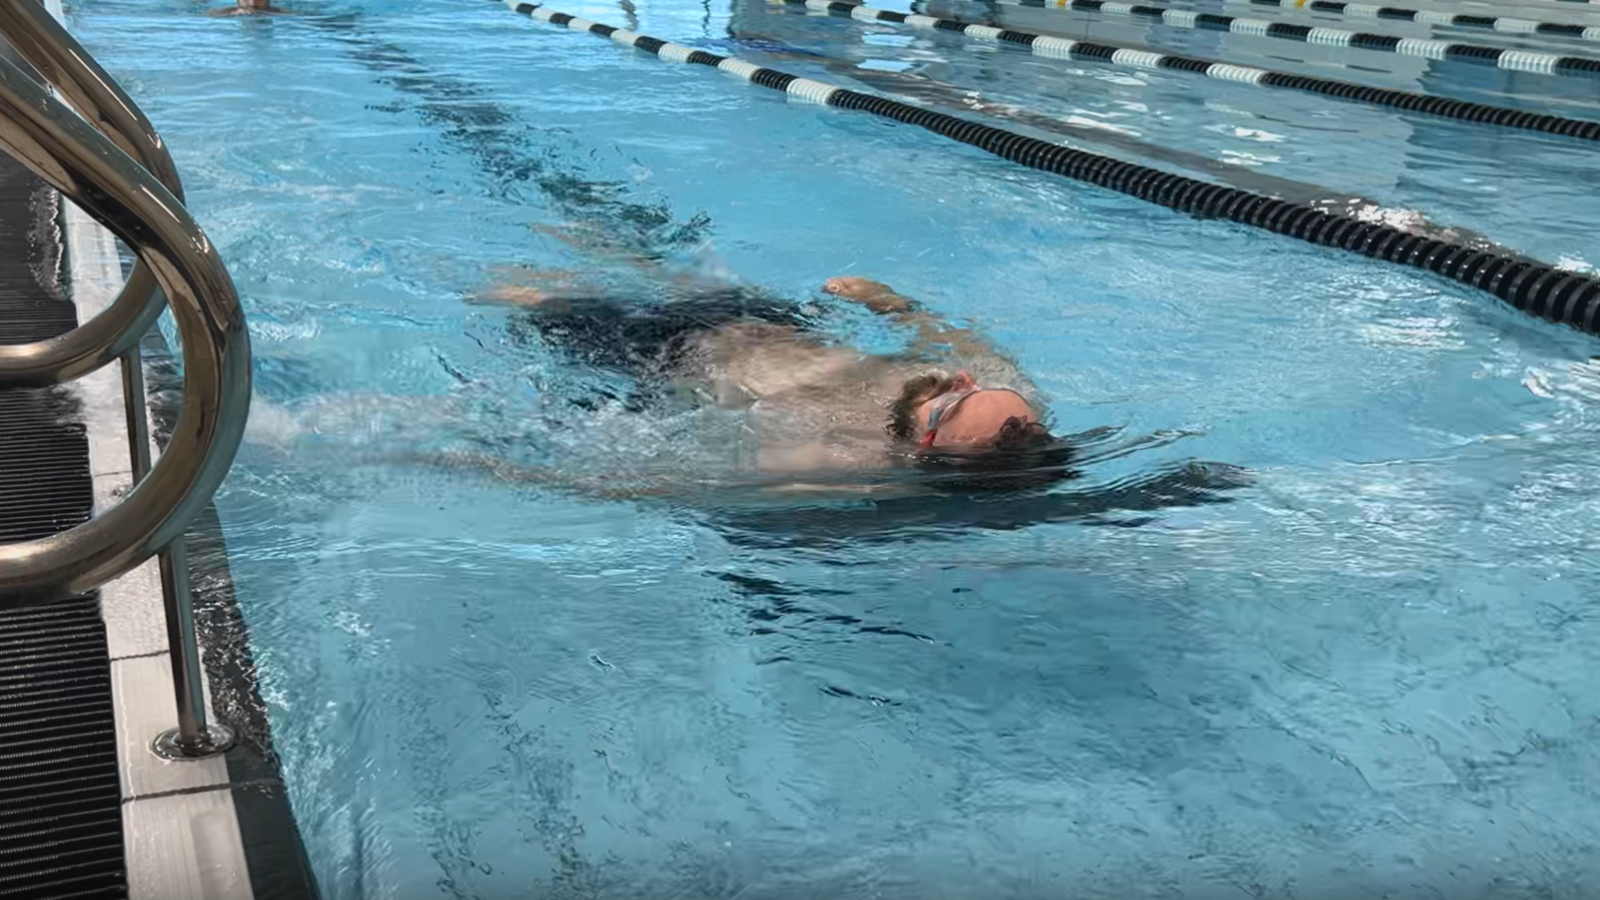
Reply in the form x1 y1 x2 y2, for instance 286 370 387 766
504 288 820 379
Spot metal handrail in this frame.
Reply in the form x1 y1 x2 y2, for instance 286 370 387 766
0 24 251 751
0 48 251 594
0 1 171 386
1 0 166 494
0 0 235 757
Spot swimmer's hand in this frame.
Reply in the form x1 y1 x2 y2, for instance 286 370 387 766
468 267 583 308
822 277 915 315
467 285 557 308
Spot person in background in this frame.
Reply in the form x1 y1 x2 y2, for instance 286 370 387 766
211 0 286 16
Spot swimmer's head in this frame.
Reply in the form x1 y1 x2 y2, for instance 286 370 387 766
887 371 1073 489
888 370 1035 447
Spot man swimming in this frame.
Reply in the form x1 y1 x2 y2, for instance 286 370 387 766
243 257 1243 533
467 269 1074 492
208 0 286 16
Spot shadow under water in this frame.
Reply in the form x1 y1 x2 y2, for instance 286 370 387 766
697 459 1252 549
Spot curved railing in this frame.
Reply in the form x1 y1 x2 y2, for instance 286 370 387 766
0 3 251 759
0 2 173 386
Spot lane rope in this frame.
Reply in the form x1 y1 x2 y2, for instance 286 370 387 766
493 0 1600 336
779 0 1600 142
1452 0 1600 6
1238 0 1600 44
983 0 1600 78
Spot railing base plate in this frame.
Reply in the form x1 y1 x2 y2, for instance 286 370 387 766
152 724 235 761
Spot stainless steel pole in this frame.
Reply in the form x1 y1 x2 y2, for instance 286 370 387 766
152 539 231 759
124 341 231 759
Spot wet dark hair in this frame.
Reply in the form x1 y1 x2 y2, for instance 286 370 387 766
886 375 1075 491
914 416 1077 491
887 372 955 441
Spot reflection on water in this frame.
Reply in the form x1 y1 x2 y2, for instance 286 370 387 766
312 9 715 264
708 459 1252 547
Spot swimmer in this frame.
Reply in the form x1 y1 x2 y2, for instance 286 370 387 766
249 221 1207 503
465 270 1073 492
245 260 1245 523
209 0 287 16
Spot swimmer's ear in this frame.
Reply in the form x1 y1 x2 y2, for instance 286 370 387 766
951 370 977 391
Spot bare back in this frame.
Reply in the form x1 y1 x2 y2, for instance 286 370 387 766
677 321 1035 474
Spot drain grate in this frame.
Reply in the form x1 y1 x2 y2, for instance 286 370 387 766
0 597 123 899
0 142 128 897
0 389 94 544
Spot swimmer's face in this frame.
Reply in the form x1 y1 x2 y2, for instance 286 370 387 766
888 370 1037 448
916 372 1036 449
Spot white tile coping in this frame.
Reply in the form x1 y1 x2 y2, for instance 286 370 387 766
125 788 255 900
41 2 256 898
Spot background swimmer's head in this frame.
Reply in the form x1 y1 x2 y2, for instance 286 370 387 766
887 371 1075 490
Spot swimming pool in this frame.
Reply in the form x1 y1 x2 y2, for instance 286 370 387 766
66 0 1600 895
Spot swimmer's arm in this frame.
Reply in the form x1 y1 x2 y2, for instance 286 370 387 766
898 309 1008 364
467 266 584 308
469 220 661 307
406 449 684 500
822 277 1030 382
406 449 897 500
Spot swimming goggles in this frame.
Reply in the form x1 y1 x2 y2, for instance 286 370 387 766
919 386 1027 449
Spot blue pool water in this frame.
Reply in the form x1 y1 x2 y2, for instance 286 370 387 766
65 0 1600 896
